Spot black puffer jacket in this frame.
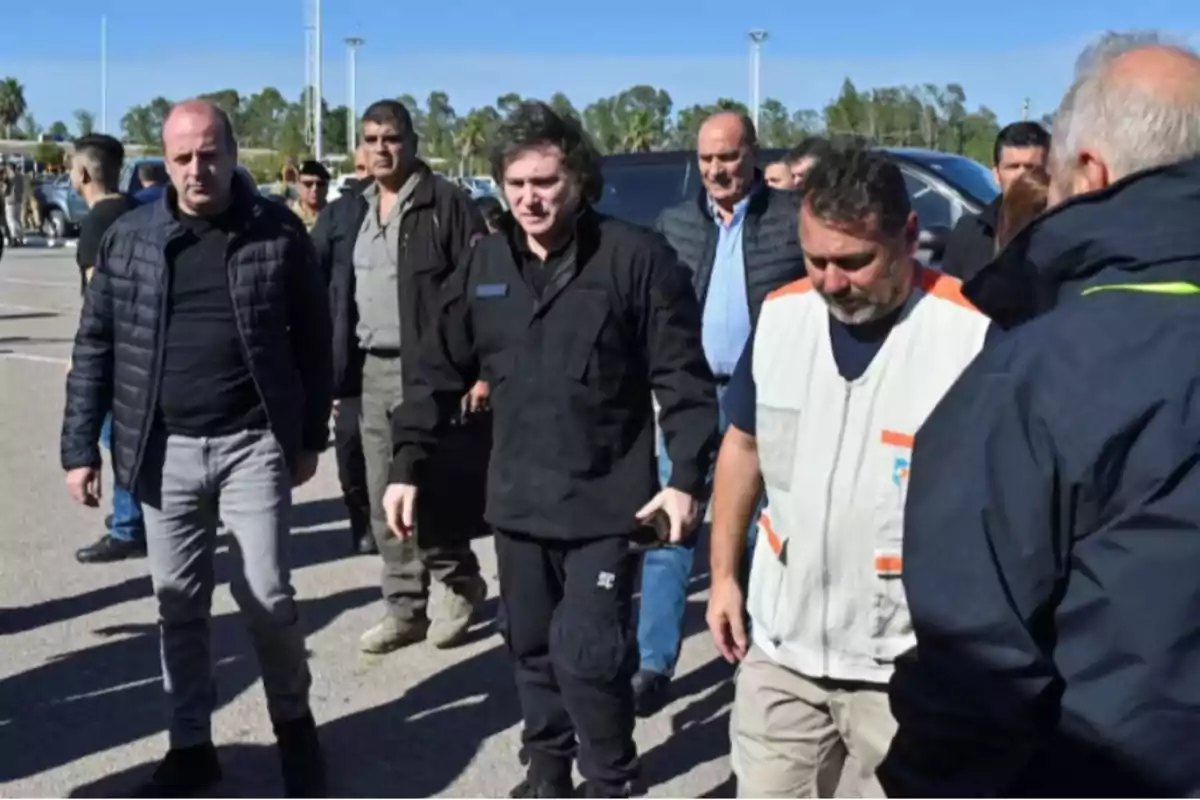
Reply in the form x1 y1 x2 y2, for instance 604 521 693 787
61 179 333 488
654 178 805 328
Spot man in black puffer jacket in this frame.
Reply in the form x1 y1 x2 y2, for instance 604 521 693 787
60 100 331 798
633 111 806 715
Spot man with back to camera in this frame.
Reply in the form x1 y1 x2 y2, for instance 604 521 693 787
708 144 992 797
133 160 169 206
635 111 806 715
939 121 1050 282
881 34 1200 798
60 99 331 797
383 101 719 798
314 99 489 651
68 133 148 565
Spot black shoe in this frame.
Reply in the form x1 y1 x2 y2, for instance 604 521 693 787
275 712 327 797
133 743 222 797
352 529 377 556
581 780 638 798
632 669 670 717
509 775 575 798
75 534 147 564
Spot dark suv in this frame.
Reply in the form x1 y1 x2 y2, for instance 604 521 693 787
595 147 999 265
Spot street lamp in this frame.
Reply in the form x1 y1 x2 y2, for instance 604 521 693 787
345 37 364 154
748 30 769 132
100 15 108 134
313 0 324 160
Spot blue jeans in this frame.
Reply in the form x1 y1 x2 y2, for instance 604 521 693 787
637 385 757 676
101 414 145 543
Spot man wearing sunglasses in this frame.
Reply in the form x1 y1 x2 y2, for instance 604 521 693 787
313 99 490 654
290 160 330 231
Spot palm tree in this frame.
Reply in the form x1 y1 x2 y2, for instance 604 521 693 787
74 109 96 137
454 111 489 177
0 77 27 139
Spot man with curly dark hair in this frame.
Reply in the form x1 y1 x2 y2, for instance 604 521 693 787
384 101 720 798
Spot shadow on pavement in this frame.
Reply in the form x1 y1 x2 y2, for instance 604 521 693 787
65 634 521 798
0 576 151 636
0 586 377 785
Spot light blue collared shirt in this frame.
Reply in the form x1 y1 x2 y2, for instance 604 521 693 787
701 191 754 377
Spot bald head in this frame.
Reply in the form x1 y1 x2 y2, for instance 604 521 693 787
163 98 239 216
1050 33 1200 202
697 111 759 210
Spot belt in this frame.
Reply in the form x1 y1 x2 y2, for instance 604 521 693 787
364 346 402 359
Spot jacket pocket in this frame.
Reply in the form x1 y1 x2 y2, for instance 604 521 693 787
557 290 611 383
870 549 913 663
755 404 800 491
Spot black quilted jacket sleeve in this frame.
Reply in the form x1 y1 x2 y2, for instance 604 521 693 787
61 232 116 471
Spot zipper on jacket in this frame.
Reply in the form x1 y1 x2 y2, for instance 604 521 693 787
819 382 853 675
131 252 174 486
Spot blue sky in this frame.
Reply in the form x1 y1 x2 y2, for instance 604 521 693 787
2 0 1197 135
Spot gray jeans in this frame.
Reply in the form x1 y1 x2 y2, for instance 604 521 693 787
360 353 481 620
137 428 311 748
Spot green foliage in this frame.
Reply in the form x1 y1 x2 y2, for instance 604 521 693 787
33 140 64 168
8 75 1016 174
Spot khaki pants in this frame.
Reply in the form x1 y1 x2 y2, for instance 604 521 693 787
731 644 897 798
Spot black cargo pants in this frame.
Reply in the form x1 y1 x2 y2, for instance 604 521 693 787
332 397 370 537
495 530 640 793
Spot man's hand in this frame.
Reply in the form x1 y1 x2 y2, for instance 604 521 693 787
66 466 102 507
462 380 490 414
292 451 320 487
331 398 340 420
383 483 418 539
707 576 748 663
635 487 700 544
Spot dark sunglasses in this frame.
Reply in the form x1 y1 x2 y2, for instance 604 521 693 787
300 179 327 189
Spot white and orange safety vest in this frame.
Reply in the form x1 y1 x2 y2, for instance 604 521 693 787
747 265 990 684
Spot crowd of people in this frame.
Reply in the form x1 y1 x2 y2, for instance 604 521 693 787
52 28 1200 799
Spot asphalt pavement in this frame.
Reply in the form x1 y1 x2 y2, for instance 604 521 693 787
0 245 735 798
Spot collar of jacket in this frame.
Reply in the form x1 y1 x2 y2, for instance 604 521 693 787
154 171 262 235
354 160 435 212
964 156 1200 328
695 170 770 221
976 194 1001 234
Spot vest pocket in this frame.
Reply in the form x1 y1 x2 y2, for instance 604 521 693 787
755 404 800 491
870 548 913 663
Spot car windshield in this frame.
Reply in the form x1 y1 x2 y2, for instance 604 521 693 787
904 151 999 206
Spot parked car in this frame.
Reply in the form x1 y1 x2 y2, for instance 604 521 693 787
594 147 999 266
34 176 90 239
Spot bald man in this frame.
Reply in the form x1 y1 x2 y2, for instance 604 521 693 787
61 99 331 796
634 111 805 715
881 34 1200 797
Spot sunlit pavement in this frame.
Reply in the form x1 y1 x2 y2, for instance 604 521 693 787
0 247 734 797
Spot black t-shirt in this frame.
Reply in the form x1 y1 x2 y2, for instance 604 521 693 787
157 210 268 437
76 194 135 294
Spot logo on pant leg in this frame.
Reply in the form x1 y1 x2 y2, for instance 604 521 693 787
596 571 615 590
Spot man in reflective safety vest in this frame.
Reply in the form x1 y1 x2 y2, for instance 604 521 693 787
708 144 991 797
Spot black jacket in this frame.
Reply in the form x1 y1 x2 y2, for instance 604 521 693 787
881 158 1200 797
654 178 805 334
940 196 999 282
61 180 333 488
311 164 486 398
389 208 720 540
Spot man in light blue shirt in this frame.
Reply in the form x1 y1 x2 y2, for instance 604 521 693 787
639 112 807 714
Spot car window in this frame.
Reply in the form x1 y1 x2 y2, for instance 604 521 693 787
596 161 691 228
902 171 953 230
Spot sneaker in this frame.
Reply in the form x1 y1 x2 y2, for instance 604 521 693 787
275 713 327 798
428 574 487 649
358 614 429 654
76 534 147 564
132 743 222 797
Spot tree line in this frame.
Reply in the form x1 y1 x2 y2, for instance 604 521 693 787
2 75 1052 177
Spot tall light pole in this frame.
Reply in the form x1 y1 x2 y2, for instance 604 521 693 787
100 15 108 134
748 30 769 132
345 37 364 155
312 0 324 160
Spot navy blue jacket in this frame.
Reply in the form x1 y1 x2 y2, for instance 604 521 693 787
61 179 333 489
881 157 1200 797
